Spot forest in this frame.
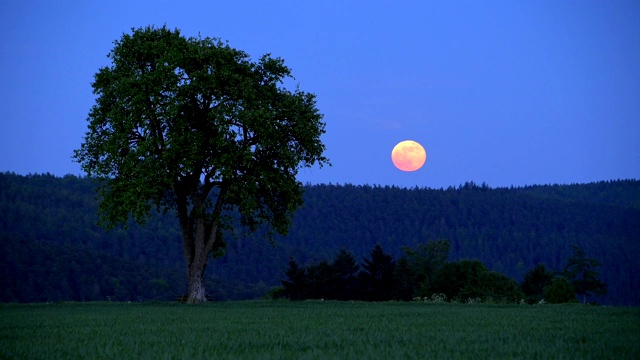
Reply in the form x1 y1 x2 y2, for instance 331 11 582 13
1 172 638 305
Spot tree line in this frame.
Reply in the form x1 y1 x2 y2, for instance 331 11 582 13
274 240 607 304
0 173 636 304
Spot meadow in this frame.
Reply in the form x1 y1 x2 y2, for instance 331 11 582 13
1 301 638 359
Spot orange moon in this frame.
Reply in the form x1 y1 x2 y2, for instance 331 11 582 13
391 140 427 172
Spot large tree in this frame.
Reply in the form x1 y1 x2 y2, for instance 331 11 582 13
74 26 329 303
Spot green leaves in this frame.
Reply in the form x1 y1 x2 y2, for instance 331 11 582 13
74 25 330 301
74 25 329 238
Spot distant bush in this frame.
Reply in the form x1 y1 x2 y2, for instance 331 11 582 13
431 260 524 304
521 264 553 304
544 277 577 304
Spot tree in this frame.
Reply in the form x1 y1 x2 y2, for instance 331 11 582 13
521 263 553 304
401 239 450 297
359 245 396 301
73 26 329 303
466 270 524 303
281 258 307 301
430 260 522 303
330 249 360 300
431 260 487 301
305 260 335 300
544 277 576 304
392 257 416 301
563 245 607 304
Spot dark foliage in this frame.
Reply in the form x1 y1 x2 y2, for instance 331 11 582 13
358 245 396 301
563 245 607 303
1 173 638 304
279 246 524 303
428 260 523 303
280 249 361 301
401 239 450 297
392 257 415 301
521 264 554 304
280 258 306 301
330 249 360 300
544 277 577 304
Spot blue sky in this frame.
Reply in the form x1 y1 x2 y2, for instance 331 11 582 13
1 1 639 189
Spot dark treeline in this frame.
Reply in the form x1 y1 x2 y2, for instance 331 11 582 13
276 241 603 304
277 241 524 303
1 172 638 304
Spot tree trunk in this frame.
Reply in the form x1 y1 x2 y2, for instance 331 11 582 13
178 185 226 304
184 231 210 304
187 263 207 304
182 215 219 304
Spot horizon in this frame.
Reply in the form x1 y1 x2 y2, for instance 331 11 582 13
3 170 636 191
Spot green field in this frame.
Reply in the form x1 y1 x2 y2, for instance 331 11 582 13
1 301 638 359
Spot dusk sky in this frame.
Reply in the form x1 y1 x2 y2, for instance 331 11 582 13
1 1 639 189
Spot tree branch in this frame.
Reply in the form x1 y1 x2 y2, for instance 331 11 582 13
203 185 227 256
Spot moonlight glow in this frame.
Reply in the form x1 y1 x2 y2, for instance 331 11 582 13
391 140 427 172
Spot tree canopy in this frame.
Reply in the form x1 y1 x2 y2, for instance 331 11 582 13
564 245 607 303
73 25 329 302
521 264 553 304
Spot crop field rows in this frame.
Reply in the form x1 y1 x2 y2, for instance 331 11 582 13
1 301 639 359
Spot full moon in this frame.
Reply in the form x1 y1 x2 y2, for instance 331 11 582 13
391 140 427 172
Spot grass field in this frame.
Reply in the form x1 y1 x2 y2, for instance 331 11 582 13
1 301 639 359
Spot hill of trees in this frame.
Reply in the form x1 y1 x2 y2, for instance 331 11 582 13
1 172 638 304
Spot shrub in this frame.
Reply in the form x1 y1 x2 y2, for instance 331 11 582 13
544 277 576 304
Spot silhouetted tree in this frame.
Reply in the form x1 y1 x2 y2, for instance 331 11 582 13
431 260 486 301
359 245 396 301
330 249 360 300
564 245 607 303
73 26 329 303
393 257 416 301
401 239 450 297
305 260 335 300
522 263 554 304
281 258 307 300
